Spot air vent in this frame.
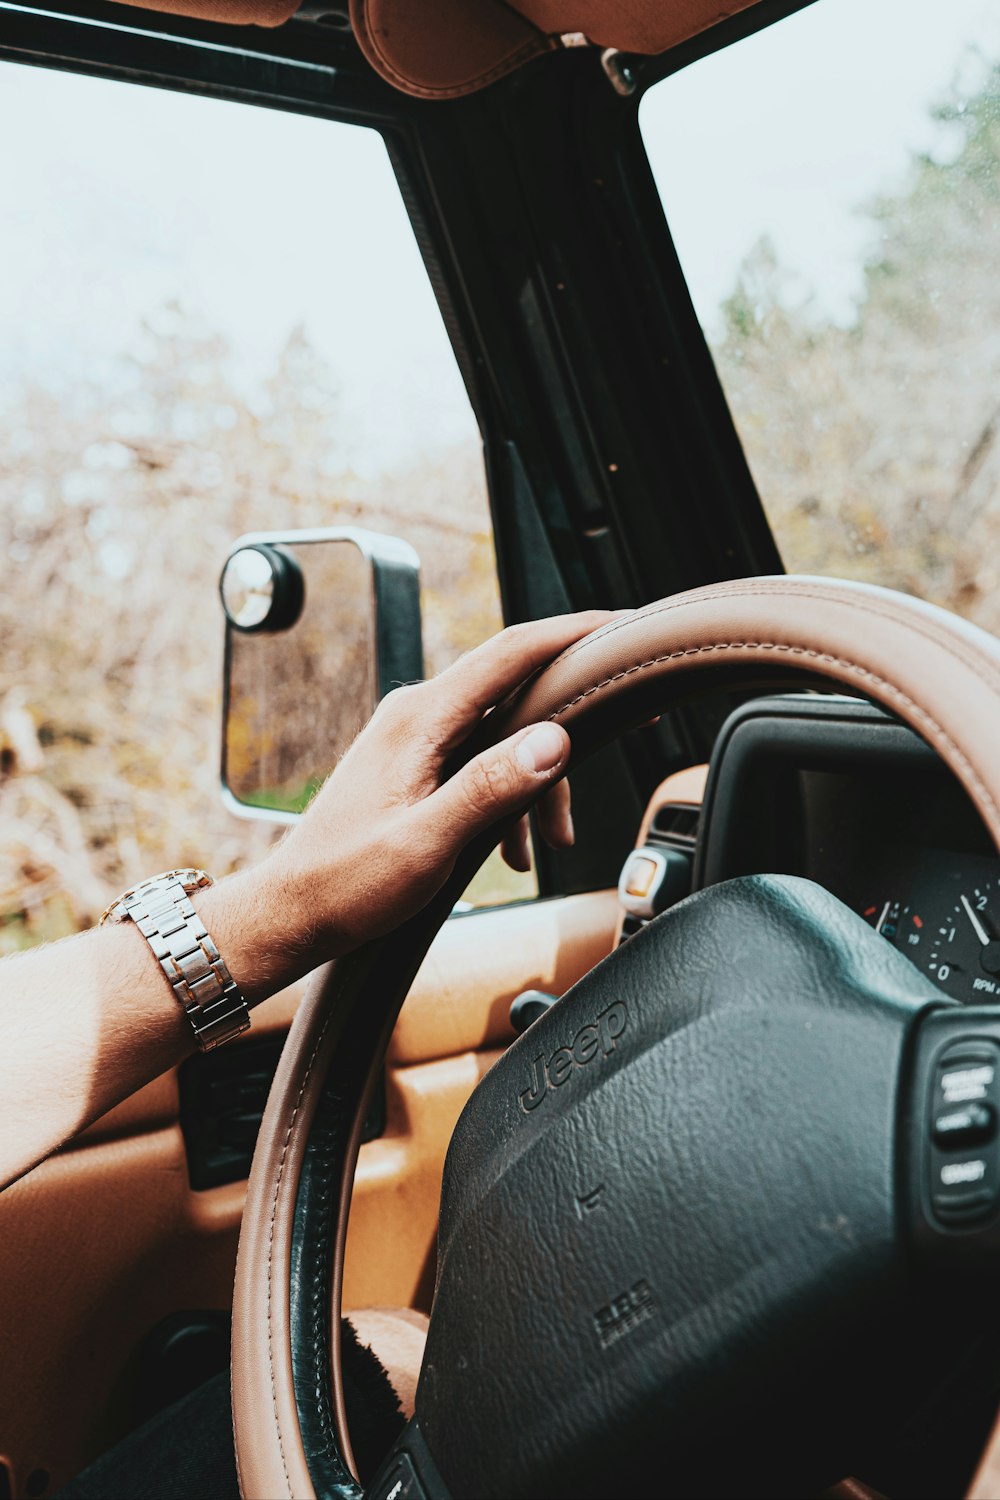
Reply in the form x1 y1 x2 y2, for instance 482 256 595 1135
649 802 699 848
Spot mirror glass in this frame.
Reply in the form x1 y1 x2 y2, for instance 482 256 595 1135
222 533 418 818
221 548 281 632
220 543 306 635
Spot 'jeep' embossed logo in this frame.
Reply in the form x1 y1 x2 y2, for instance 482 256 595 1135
519 1001 628 1113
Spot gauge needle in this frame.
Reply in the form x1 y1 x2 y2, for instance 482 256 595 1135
961 893 991 947
875 901 891 934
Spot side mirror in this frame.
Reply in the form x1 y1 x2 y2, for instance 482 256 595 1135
219 527 423 821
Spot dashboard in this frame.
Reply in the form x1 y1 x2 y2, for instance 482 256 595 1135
620 694 1000 1006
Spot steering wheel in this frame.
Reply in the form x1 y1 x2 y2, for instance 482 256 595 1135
231 576 1000 1499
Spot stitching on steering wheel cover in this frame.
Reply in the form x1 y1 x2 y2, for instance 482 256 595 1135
544 636 1000 829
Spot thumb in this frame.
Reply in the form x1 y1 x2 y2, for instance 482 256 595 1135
422 722 571 849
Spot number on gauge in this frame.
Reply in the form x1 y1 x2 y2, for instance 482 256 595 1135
927 879 1000 1002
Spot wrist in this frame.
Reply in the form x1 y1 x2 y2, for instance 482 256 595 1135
100 868 251 1052
191 853 347 1007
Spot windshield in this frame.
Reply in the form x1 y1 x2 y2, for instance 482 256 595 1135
641 0 1000 631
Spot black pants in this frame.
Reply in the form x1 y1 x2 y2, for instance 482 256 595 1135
59 1320 404 1499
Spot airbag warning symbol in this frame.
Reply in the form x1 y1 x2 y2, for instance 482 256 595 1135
593 1279 656 1349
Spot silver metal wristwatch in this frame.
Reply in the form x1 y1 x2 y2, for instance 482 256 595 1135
100 868 250 1051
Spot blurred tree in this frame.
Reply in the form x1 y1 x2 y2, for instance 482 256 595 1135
713 54 1000 626
0 311 503 949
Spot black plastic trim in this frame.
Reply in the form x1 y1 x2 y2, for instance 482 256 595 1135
694 694 939 890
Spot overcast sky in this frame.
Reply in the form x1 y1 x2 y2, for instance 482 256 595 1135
0 57 473 472
642 0 1000 330
1 0 998 471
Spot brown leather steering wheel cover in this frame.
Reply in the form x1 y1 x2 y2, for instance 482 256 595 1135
232 575 1000 1500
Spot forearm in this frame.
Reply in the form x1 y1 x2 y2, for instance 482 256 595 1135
0 919 195 1189
0 864 305 1191
0 613 607 1193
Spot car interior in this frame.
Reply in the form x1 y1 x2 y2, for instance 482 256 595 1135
4 0 1000 1497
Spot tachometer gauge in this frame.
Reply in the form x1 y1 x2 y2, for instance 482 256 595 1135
927 879 1000 1002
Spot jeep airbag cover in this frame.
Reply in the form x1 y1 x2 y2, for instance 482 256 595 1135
416 876 937 1498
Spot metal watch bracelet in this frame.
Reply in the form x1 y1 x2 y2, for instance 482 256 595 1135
100 868 250 1051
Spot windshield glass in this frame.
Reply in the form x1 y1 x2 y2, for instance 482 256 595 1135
641 0 1000 630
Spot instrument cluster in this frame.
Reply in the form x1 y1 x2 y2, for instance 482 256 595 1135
862 865 1000 1004
693 693 1000 1006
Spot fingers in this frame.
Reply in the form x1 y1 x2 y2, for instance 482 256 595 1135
500 777 574 872
427 612 615 747
420 722 571 852
501 816 532 874
536 775 573 850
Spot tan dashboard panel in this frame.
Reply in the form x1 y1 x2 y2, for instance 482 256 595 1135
969 1412 1000 1498
0 892 616 1494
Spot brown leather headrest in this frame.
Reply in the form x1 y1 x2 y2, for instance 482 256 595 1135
349 0 764 99
113 0 298 25
102 0 761 90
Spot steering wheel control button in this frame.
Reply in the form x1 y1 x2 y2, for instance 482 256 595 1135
932 1102 995 1147
940 1060 995 1103
366 1428 452 1500
928 1040 1000 1225
368 1452 427 1500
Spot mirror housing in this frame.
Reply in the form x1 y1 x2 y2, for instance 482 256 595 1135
220 527 422 822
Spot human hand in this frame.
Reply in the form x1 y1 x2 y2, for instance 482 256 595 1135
200 612 614 998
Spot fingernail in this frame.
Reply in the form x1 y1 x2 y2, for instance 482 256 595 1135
516 724 566 774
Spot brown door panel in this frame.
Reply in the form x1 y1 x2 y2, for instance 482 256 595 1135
389 891 620 1064
0 888 619 1494
0 1125 238 1499
345 1046 505 1312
